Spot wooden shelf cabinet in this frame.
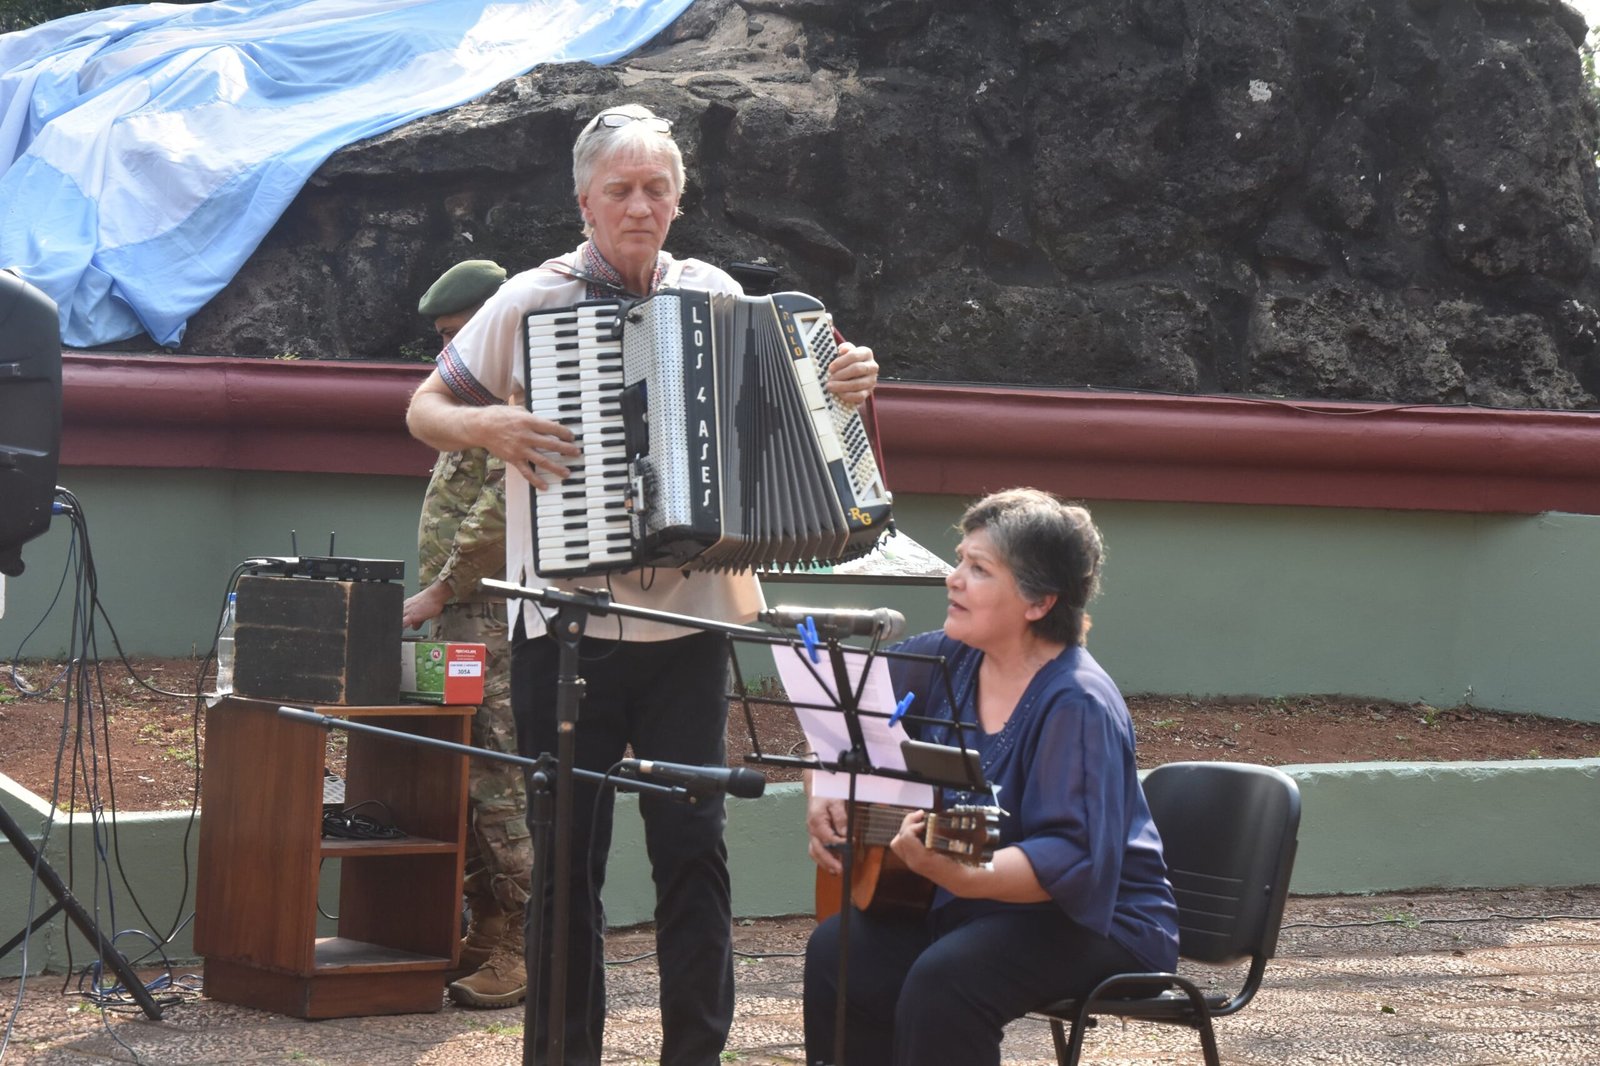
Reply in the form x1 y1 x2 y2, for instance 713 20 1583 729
195 696 473 1018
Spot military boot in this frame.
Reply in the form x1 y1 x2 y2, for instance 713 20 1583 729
446 920 527 1008
453 869 507 980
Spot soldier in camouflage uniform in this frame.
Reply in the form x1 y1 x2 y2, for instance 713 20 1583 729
403 260 531 1008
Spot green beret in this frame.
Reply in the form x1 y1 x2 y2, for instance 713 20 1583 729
417 259 506 316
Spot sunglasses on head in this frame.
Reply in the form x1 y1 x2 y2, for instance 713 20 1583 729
596 112 672 134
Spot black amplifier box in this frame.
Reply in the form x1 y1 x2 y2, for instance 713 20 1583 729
233 574 401 706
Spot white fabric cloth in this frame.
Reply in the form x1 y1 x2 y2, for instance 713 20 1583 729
438 245 765 641
0 0 694 347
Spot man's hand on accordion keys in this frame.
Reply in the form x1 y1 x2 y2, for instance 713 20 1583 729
482 405 581 491
826 342 879 408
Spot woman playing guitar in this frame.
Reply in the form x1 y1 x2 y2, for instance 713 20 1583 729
803 488 1180 1066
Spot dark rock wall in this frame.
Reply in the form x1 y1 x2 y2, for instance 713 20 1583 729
181 0 1600 409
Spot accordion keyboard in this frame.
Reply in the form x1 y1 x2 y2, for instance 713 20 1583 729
523 302 634 575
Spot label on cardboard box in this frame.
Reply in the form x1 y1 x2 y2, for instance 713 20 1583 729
401 641 487 705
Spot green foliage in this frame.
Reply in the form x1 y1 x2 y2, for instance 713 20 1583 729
1379 909 1421 930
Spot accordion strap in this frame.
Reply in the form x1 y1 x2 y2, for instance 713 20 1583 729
545 263 639 299
547 257 684 302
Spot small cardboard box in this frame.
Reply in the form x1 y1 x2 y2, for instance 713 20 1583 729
400 641 487 705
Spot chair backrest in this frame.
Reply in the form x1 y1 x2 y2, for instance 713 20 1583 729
1143 761 1301 966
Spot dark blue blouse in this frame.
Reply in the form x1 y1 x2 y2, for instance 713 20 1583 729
889 631 1179 972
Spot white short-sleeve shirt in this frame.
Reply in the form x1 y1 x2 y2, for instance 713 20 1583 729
435 244 766 641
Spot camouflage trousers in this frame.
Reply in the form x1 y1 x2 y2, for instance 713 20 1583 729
436 600 530 912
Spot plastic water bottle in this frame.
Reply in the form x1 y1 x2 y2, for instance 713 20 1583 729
216 592 237 694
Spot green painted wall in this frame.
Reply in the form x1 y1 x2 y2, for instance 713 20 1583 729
0 467 428 660
1080 504 1600 721
4 471 1599 720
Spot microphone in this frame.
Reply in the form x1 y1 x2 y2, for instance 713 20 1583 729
758 605 907 640
619 759 767 799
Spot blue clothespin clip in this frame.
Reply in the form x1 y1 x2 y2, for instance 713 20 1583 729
889 692 914 727
799 616 820 664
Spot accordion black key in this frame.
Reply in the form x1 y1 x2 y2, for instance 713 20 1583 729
521 288 893 577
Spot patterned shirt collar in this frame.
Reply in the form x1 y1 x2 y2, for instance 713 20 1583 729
581 241 666 300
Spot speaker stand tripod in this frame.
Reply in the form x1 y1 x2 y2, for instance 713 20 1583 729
0 802 162 1019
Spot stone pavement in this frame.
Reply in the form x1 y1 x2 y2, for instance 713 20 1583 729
2 886 1598 1065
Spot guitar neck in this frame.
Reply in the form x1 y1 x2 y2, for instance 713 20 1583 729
847 801 1000 866
848 801 914 848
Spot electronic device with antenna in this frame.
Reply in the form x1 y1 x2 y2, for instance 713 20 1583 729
247 529 404 583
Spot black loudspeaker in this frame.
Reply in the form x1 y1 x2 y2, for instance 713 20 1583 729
0 269 62 578
233 574 403 706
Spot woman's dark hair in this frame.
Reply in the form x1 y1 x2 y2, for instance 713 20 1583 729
958 488 1103 645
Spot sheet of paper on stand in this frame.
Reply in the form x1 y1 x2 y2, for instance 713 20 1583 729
772 643 936 808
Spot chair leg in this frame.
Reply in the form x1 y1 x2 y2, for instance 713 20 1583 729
1047 1015 1096 1066
1062 1004 1096 1066
1159 976 1223 1066
1195 1011 1221 1066
1049 1018 1069 1064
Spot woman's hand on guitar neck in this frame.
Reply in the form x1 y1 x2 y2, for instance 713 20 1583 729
891 809 1052 904
889 809 963 888
806 796 849 876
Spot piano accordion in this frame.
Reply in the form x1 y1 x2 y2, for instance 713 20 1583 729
521 289 893 577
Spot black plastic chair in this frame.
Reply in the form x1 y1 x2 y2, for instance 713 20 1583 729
1033 761 1301 1065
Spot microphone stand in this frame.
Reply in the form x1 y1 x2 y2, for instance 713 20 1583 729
823 632 871 1066
479 578 772 1066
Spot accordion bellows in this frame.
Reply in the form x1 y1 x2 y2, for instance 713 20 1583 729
522 289 893 577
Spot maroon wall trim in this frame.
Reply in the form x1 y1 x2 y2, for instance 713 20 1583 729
877 384 1600 514
63 353 438 478
62 353 1600 514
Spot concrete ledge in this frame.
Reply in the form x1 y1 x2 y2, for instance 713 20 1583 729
601 762 1600 920
1281 758 1600 894
6 761 1599 975
1 773 201 978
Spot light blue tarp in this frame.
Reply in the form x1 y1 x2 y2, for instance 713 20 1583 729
0 0 695 347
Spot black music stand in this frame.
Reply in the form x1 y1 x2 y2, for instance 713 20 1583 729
731 629 989 1066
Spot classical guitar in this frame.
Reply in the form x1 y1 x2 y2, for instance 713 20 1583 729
814 803 1001 921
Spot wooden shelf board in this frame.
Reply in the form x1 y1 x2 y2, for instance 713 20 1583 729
320 835 457 857
313 937 449 973
207 695 474 718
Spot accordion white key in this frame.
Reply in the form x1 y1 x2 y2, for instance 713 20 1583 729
522 289 893 577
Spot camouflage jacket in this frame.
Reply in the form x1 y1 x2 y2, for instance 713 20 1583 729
417 447 506 602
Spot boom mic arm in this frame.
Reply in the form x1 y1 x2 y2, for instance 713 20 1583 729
758 605 907 641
